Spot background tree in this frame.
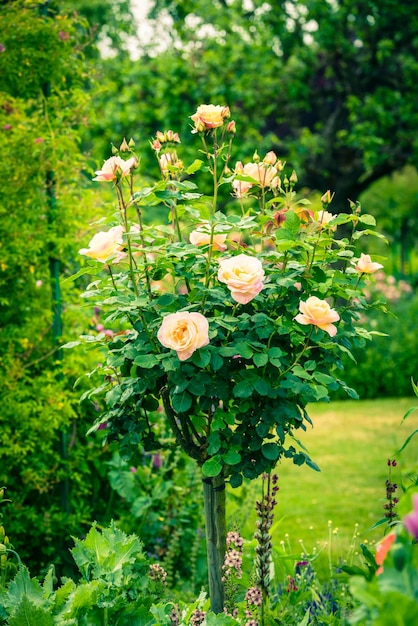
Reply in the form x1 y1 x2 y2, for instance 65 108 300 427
0 0 116 576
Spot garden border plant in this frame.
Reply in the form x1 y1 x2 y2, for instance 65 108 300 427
69 104 387 612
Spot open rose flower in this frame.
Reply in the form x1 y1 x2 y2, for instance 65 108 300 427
316 209 337 230
190 224 227 251
218 254 264 304
79 225 124 262
93 156 137 182
295 296 340 337
353 253 384 274
157 311 209 361
191 104 230 132
232 161 279 198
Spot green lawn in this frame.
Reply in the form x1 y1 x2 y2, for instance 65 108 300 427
228 397 418 578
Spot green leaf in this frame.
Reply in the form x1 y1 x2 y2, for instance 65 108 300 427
8 596 55 626
261 443 280 461
186 159 204 174
358 214 376 226
172 391 192 413
229 474 243 488
202 456 223 477
233 380 253 398
134 354 158 369
222 450 241 465
253 352 268 367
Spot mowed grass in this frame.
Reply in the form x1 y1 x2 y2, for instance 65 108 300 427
228 397 418 577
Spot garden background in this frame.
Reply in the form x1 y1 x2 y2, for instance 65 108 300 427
0 0 417 606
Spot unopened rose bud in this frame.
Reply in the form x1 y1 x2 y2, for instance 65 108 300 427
227 120 236 134
0 545 6 555
252 151 260 163
119 138 129 152
235 161 244 174
321 190 334 206
111 144 118 155
151 139 162 151
128 137 135 148
263 151 277 165
173 132 181 143
166 130 174 141
156 131 165 143
289 170 298 184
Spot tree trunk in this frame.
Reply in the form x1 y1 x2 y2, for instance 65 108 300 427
202 472 226 613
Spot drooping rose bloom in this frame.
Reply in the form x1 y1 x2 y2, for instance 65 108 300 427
295 296 340 337
190 104 230 132
93 156 137 182
232 161 279 198
218 254 265 304
79 225 124 263
189 224 227 251
157 311 209 361
353 253 384 274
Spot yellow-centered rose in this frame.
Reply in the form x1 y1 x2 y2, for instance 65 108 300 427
190 104 230 132
79 226 124 262
353 253 384 274
232 161 279 197
189 224 227 251
157 311 210 361
295 296 340 337
218 254 265 304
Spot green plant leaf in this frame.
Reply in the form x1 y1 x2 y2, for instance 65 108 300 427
202 456 223 477
172 391 192 413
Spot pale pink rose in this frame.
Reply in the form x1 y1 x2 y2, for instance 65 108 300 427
189 224 227 251
232 161 279 198
317 210 336 229
190 104 230 132
93 156 137 182
218 254 265 304
263 151 277 165
79 225 124 262
295 296 340 337
353 253 384 274
157 311 210 361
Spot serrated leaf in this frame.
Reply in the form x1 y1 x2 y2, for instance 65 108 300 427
8 596 55 626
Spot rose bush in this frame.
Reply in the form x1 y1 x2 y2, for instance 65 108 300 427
71 105 386 611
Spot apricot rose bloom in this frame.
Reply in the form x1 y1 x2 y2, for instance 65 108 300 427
295 296 340 337
317 210 336 230
232 161 279 198
218 254 265 304
191 104 230 132
79 225 124 262
93 156 136 182
353 253 384 274
157 311 210 361
189 224 227 251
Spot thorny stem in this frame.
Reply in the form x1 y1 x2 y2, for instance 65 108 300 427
129 175 153 300
115 182 158 351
